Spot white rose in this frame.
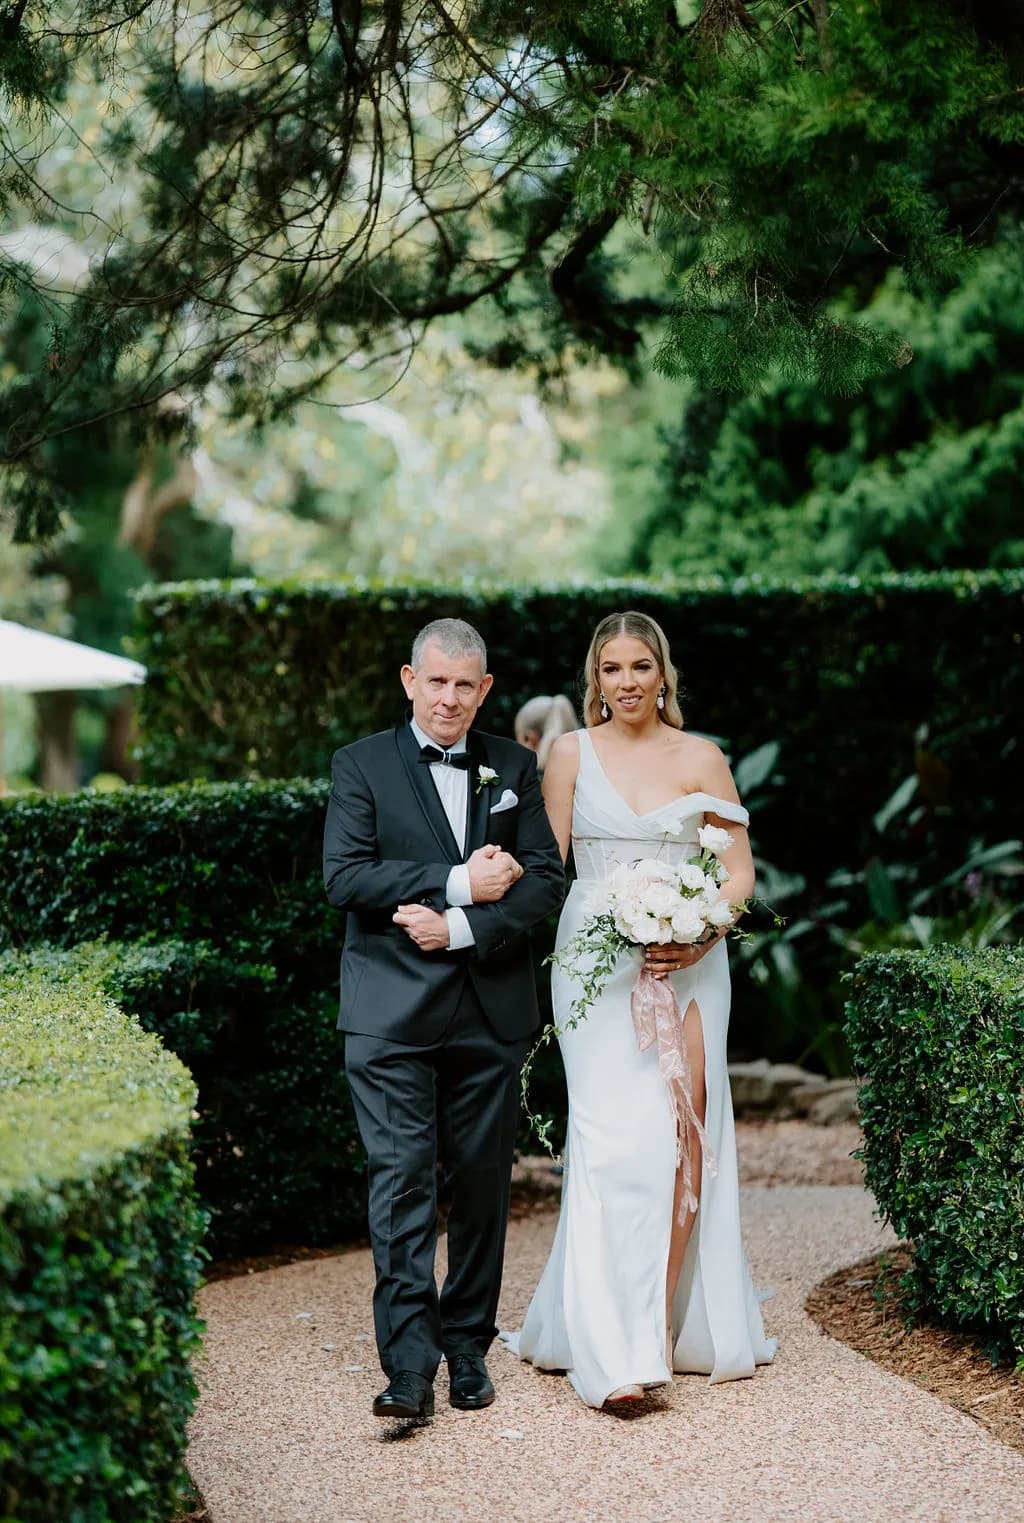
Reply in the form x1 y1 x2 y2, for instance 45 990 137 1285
614 890 648 937
628 912 663 945
670 910 706 943
677 862 706 892
706 900 736 928
642 882 682 919
714 861 731 884
698 824 733 857
633 857 677 884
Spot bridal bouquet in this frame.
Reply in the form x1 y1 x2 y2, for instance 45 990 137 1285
525 825 748 1204
551 823 745 1032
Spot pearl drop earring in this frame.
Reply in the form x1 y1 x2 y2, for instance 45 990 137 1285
600 694 610 720
657 686 666 711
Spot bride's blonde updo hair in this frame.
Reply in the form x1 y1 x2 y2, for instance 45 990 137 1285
582 611 684 730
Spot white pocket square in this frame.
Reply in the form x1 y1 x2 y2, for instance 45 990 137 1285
489 789 519 815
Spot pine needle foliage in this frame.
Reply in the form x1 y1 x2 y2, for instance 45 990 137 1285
612 233 1024 578
2 1 1024 537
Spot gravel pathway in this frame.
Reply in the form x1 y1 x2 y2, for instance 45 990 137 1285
187 1177 1024 1523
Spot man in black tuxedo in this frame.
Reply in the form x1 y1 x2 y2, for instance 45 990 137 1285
323 618 564 1420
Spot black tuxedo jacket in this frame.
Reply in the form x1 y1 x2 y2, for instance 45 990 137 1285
323 723 565 1044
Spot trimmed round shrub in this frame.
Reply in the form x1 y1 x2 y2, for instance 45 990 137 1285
846 946 1024 1364
0 958 204 1523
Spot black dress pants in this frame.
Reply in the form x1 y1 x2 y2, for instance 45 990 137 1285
344 981 529 1382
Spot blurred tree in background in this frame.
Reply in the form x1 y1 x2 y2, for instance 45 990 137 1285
602 235 1024 577
2 0 1023 538
190 324 614 582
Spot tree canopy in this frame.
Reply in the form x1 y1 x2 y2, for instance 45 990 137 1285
3 0 1024 539
603 234 1024 578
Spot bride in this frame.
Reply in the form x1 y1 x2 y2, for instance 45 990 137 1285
502 610 777 1409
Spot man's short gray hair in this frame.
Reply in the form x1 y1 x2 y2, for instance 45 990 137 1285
411 618 488 674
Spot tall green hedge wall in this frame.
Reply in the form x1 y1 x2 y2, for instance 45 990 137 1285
131 569 1022 1075
0 958 204 1523
846 947 1024 1364
134 570 1023 882
0 784 366 1258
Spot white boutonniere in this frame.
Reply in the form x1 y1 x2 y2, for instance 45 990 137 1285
476 765 500 795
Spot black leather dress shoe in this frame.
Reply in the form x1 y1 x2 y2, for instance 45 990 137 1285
448 1353 495 1410
372 1371 434 1419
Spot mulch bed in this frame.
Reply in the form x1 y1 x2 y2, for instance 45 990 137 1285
806 1246 1024 1455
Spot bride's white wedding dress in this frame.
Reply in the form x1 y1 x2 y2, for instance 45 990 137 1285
502 729 777 1408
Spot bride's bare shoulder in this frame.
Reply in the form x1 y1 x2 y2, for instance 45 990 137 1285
549 728 582 757
669 730 735 791
677 730 724 760
679 731 738 797
545 729 582 777
664 728 719 760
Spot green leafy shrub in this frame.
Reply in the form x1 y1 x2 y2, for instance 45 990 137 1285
0 958 204 1523
133 574 1022 874
0 784 366 1257
845 947 1024 1364
0 940 290 1257
1 939 269 1069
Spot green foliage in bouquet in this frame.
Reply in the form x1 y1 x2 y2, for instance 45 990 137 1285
845 947 1024 1366
0 782 367 1256
0 958 204 1523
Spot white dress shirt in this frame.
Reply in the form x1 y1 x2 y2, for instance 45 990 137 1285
408 718 476 950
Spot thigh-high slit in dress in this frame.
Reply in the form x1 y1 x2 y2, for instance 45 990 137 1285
501 730 777 1408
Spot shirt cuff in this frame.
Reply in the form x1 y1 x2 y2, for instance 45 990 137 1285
445 907 475 951
446 864 473 908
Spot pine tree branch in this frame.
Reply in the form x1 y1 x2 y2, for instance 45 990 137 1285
402 196 572 319
810 0 834 72
2 1 29 40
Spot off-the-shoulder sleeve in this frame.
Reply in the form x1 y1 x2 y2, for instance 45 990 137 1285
699 794 749 827
662 792 750 830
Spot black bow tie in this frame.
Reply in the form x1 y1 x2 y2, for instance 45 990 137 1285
419 743 473 770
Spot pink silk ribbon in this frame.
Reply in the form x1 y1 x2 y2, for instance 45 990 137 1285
631 966 717 1222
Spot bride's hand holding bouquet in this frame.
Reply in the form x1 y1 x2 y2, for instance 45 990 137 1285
556 821 747 1020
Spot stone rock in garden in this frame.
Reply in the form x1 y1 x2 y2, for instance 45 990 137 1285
727 1059 821 1117
786 1077 861 1125
805 1083 860 1127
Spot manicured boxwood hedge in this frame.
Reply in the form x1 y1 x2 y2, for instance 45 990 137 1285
133 570 1024 885
0 957 204 1523
846 947 1024 1364
0 784 367 1258
0 940 288 1258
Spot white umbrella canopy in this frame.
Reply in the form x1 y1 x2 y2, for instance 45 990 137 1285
0 619 146 692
